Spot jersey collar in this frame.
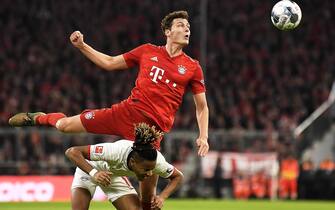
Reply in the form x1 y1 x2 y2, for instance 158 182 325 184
161 45 185 60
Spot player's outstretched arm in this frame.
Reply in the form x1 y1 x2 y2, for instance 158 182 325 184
193 93 209 157
65 146 112 186
151 168 183 209
70 31 128 71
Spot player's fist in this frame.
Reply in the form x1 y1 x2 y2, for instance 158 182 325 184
151 195 164 209
196 137 209 157
93 171 113 187
70 31 84 49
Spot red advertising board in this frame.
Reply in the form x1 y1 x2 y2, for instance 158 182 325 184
0 176 73 202
0 176 107 202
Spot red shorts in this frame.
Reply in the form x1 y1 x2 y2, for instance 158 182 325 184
279 179 297 197
80 101 162 149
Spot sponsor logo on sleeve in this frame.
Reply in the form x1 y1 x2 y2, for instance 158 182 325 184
94 146 104 154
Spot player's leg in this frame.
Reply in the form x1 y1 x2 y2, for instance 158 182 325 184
279 179 288 199
104 176 139 210
8 112 87 133
9 112 49 127
20 103 147 136
290 179 298 200
37 113 87 133
71 188 92 210
54 115 87 133
139 174 159 210
71 167 97 210
112 194 141 210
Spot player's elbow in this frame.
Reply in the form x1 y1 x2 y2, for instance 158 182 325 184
105 55 127 71
202 104 209 112
65 147 76 159
172 169 184 185
105 62 116 71
178 171 184 183
197 104 209 115
105 57 118 71
195 98 208 112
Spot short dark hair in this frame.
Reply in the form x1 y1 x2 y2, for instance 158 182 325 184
161 10 189 34
131 123 163 161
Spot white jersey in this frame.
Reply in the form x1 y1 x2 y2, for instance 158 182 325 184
87 140 174 178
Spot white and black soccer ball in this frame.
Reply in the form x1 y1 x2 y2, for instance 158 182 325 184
271 0 302 30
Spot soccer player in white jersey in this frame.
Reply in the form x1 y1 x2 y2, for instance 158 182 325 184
65 123 183 210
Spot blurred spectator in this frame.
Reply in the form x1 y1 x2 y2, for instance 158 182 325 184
298 159 317 199
212 155 224 198
17 161 31 175
279 154 299 200
316 158 335 199
233 172 251 199
250 171 267 199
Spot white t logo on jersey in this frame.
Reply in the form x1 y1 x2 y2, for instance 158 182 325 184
150 66 165 83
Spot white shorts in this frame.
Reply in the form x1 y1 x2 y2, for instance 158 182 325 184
71 167 137 202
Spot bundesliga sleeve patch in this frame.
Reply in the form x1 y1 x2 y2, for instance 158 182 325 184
94 145 104 155
89 145 105 161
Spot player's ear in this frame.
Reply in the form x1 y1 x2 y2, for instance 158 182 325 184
128 156 134 168
129 155 138 166
165 29 171 37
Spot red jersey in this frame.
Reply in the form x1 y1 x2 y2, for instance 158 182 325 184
123 43 206 132
280 158 299 180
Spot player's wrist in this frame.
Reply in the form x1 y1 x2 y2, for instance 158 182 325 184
89 168 98 177
158 193 168 201
77 42 87 50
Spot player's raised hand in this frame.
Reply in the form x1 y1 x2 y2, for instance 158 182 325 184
196 137 209 157
151 195 164 209
70 31 84 49
93 171 113 187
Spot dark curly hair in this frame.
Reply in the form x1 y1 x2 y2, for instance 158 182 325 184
131 123 163 161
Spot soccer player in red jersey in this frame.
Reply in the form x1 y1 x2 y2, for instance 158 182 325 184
9 10 208 209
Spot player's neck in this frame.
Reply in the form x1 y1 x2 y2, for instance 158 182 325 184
165 43 183 58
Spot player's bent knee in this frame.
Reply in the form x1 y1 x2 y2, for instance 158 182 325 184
56 118 71 133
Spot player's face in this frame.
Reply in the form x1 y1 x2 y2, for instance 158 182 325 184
166 18 190 46
131 159 156 181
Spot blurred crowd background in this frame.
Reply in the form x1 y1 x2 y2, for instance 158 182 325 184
0 0 334 200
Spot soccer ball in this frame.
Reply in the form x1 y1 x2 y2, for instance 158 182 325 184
271 0 302 30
